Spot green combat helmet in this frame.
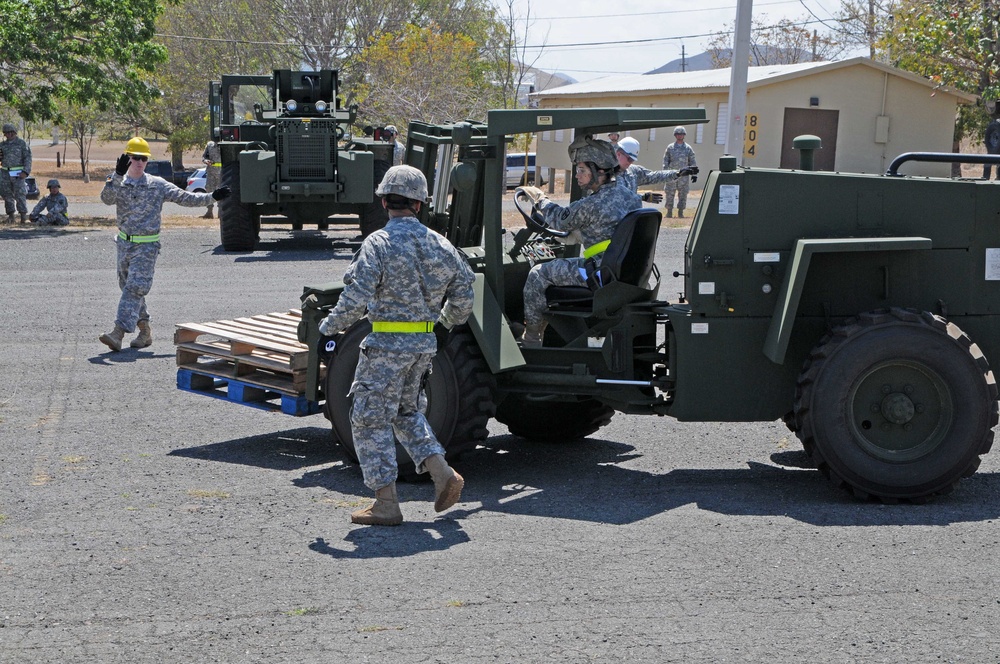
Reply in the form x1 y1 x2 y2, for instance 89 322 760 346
568 136 618 170
376 165 429 202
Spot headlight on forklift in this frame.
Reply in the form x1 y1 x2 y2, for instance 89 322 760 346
285 99 298 113
315 100 328 113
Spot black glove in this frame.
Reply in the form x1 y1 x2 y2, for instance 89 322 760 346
642 191 664 204
433 322 451 351
316 333 342 363
115 153 130 176
678 166 700 178
211 186 231 201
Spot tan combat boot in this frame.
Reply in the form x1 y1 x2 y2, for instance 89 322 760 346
99 326 126 352
5 214 14 225
351 484 403 526
19 213 27 224
521 322 547 349
423 454 465 512
130 320 153 348
202 207 214 219
665 207 673 218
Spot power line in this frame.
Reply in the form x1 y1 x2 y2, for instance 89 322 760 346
519 0 804 21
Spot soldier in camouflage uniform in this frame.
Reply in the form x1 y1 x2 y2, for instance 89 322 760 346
662 126 697 218
0 123 33 224
201 139 222 219
384 125 405 166
99 137 229 352
615 137 697 201
516 136 641 347
317 165 474 526
29 179 69 226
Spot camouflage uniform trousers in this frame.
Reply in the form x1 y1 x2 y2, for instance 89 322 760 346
1 175 28 215
523 256 589 326
349 347 445 491
663 177 691 214
114 239 159 332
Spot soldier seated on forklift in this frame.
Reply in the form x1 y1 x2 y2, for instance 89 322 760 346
515 136 641 347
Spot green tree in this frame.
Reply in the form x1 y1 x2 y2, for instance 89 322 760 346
0 0 166 122
879 0 999 143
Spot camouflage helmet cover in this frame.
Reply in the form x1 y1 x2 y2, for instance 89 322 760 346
375 165 429 202
2 123 16 133
568 136 618 170
47 179 61 188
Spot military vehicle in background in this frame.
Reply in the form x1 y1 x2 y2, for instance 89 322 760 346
177 106 1000 503
209 69 395 251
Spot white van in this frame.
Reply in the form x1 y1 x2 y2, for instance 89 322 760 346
506 152 545 188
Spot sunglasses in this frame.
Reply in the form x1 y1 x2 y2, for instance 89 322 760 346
130 155 148 162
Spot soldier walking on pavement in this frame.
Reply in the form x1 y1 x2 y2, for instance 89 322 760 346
99 137 230 352
0 123 33 224
201 138 222 218
316 165 473 526
662 126 697 218
516 136 641 348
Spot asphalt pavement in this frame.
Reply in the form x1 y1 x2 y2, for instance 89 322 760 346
1 223 999 663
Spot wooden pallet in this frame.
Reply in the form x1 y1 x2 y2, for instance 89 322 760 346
174 310 321 415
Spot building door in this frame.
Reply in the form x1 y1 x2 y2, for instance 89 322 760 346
780 108 839 170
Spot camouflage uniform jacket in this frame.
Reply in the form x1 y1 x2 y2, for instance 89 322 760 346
617 164 680 193
392 140 405 166
0 136 32 174
541 180 641 250
662 142 697 172
31 192 68 217
101 173 214 235
320 216 475 354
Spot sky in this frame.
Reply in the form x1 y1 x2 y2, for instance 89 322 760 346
495 0 857 83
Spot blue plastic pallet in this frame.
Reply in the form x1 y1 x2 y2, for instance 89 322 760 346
177 368 321 416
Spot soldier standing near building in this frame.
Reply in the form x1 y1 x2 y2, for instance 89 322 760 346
201 138 222 219
316 165 473 526
662 126 697 218
517 136 641 348
99 137 229 352
29 179 69 226
0 123 33 224
614 137 698 201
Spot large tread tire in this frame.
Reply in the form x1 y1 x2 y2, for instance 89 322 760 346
794 308 998 502
322 320 495 480
218 161 260 252
496 395 614 442
359 159 391 238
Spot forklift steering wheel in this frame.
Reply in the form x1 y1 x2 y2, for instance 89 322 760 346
513 189 570 238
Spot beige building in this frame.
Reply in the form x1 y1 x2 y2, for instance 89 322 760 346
531 57 976 185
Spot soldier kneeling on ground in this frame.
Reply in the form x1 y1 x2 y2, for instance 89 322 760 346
29 179 69 226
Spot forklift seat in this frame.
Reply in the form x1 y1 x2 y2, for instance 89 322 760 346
545 207 662 311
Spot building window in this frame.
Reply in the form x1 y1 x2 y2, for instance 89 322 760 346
541 131 551 141
696 103 705 144
555 129 564 142
716 102 728 145
649 127 656 141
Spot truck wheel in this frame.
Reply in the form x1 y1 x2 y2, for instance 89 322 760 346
219 161 260 251
360 159 391 238
496 395 614 442
794 308 998 502
323 320 495 480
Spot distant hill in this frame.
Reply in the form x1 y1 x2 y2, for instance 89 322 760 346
647 47 813 74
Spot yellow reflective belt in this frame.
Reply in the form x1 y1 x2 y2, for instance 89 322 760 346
118 231 161 243
370 321 435 333
583 240 610 259
211 162 222 167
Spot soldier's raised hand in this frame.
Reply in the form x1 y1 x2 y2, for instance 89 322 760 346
642 191 664 204
115 153 131 176
211 186 231 200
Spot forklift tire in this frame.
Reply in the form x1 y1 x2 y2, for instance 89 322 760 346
219 161 260 251
794 308 998 502
359 159 391 238
323 320 495 481
496 395 614 442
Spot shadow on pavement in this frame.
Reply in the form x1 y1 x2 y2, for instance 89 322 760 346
309 520 471 559
169 426 341 472
210 228 362 261
87 348 175 364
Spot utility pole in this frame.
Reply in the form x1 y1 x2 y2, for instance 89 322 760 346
680 45 687 72
725 0 753 163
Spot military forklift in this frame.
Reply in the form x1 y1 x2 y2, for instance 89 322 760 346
209 69 396 251
179 105 1000 502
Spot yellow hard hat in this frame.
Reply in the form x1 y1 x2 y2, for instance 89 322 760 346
125 136 151 157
